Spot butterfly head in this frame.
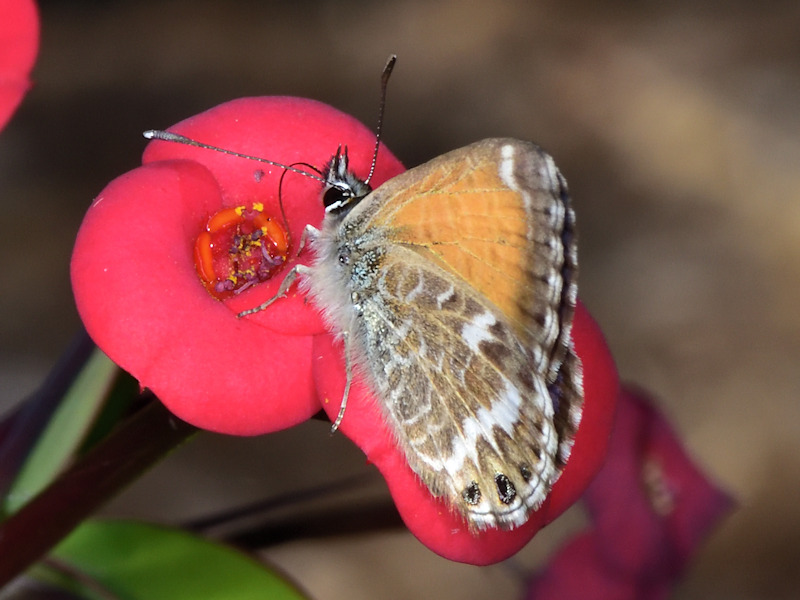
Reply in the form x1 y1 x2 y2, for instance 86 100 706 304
319 53 395 220
321 145 373 217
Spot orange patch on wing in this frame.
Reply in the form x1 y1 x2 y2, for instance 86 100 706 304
375 157 534 333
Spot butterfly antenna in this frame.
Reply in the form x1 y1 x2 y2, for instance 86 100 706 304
364 54 397 187
142 130 327 184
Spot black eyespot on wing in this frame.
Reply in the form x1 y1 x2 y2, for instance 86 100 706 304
463 481 482 505
519 465 532 482
495 474 517 505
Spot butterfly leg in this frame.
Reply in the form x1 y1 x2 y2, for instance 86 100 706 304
236 264 308 317
236 225 319 318
296 223 319 254
330 331 354 433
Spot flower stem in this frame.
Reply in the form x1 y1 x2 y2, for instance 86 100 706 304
0 330 96 498
0 396 197 588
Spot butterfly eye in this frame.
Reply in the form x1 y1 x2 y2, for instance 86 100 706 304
338 247 351 265
323 184 351 211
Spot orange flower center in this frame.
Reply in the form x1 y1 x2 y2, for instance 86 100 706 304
194 203 289 300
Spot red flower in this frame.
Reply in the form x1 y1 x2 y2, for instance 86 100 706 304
584 386 734 577
0 0 38 130
526 532 652 600
526 386 733 597
72 97 402 434
71 97 619 563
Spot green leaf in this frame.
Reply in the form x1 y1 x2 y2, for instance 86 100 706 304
46 520 307 600
4 350 118 513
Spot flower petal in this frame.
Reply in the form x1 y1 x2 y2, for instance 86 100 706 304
583 386 734 579
0 0 39 130
525 531 674 600
527 385 733 598
72 160 317 434
72 97 404 435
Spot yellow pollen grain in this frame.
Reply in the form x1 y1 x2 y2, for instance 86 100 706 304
234 206 246 216
253 202 264 212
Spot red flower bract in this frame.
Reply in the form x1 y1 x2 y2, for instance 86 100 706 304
71 96 620 563
0 0 38 130
583 386 734 578
525 532 648 600
72 97 405 433
526 386 733 597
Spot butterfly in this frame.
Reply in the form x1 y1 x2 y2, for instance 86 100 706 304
143 58 584 530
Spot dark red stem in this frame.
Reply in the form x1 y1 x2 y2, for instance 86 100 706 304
0 397 197 588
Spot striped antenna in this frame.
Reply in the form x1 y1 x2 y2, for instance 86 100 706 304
141 130 327 183
364 54 397 186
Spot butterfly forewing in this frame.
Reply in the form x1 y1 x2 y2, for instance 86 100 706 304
366 139 573 364
305 138 583 529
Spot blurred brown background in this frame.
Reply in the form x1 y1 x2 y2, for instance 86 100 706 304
2 0 799 598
